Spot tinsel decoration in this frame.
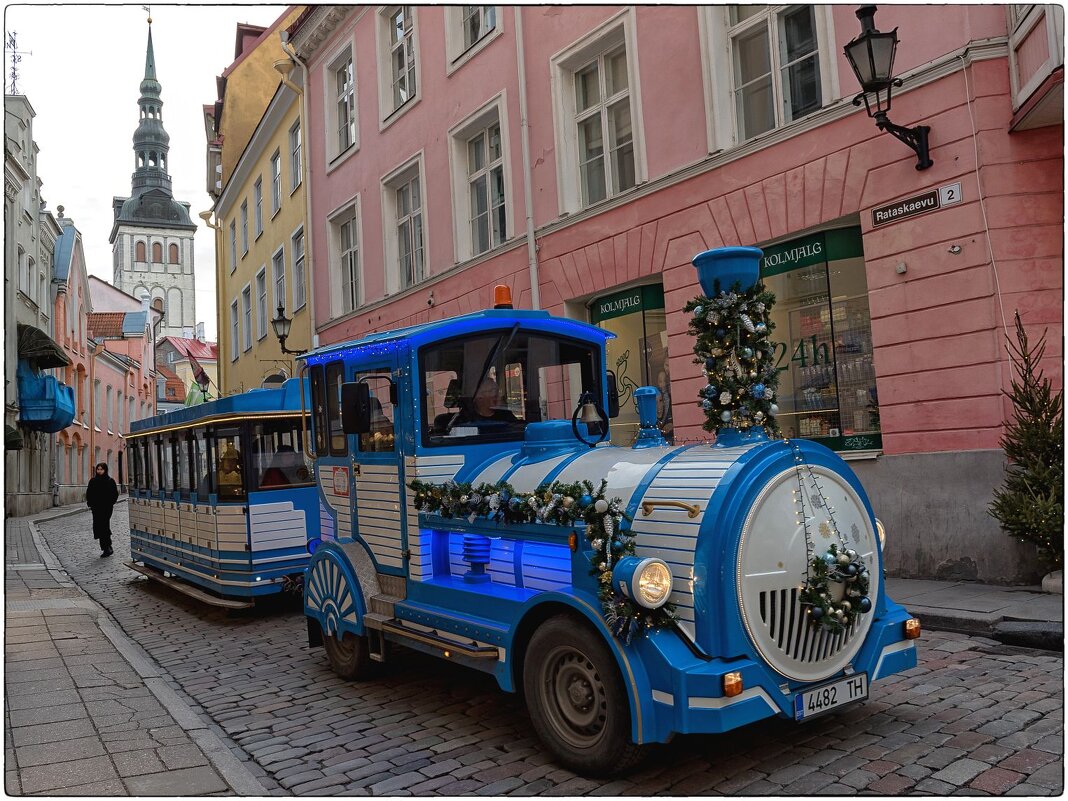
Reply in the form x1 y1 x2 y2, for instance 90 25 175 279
409 477 678 641
685 283 781 436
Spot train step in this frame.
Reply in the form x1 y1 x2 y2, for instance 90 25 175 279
362 612 499 661
125 561 254 609
369 593 402 617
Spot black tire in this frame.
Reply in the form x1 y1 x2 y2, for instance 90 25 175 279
523 615 646 776
323 630 374 680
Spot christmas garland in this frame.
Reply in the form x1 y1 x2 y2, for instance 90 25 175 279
684 282 781 436
409 477 677 642
799 543 872 633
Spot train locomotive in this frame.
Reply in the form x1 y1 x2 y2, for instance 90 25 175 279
300 246 919 775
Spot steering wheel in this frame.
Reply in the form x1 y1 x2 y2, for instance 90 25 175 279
571 391 609 449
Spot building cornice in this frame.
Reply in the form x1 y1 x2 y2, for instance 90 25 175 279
290 5 355 62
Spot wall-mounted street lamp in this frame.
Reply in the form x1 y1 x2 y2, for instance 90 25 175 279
271 304 307 356
843 5 933 170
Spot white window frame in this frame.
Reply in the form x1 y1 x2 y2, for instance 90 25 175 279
289 119 302 192
240 200 249 255
230 300 240 361
255 267 268 341
253 177 263 238
228 222 237 273
376 6 421 128
324 42 359 167
444 5 503 74
292 225 307 311
448 93 513 263
328 200 362 318
270 151 282 215
549 9 647 216
271 245 286 314
699 5 838 153
380 154 427 295
241 284 253 352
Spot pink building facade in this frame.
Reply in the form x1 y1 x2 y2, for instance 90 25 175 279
288 5 1062 582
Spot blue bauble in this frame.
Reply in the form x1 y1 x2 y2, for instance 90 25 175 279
755 322 768 334
702 399 713 410
715 328 726 339
703 383 717 397
823 553 837 566
844 563 858 576
740 347 754 359
751 383 766 399
611 540 623 552
509 497 522 511
500 490 511 502
858 596 872 613
704 357 716 371
810 607 824 619
720 410 732 422
693 305 704 318
580 494 593 508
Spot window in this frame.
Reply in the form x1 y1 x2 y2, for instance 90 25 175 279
24 257 35 301
241 286 252 352
461 6 496 51
326 362 347 456
152 242 163 262
169 243 179 264
214 427 245 500
130 441 142 490
356 369 396 453
229 222 237 273
160 436 173 491
335 57 356 153
240 200 249 254
191 428 212 496
393 171 424 290
272 247 286 313
292 228 306 310
256 269 268 340
230 300 239 361
250 417 312 491
337 209 360 314
105 387 112 431
254 177 263 237
175 435 191 495
136 241 147 262
726 5 824 141
289 120 302 190
466 122 505 256
388 7 417 111
420 330 601 448
573 45 635 207
144 439 157 492
270 151 282 214
310 366 328 454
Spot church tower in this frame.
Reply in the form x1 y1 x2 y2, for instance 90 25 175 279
110 18 197 338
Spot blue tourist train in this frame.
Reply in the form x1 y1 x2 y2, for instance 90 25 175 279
299 246 920 775
126 379 317 607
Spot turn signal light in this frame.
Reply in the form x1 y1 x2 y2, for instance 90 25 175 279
723 671 743 697
904 618 921 639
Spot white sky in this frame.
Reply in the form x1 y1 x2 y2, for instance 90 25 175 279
6 3 289 341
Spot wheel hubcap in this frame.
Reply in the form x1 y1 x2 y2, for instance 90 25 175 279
541 646 607 748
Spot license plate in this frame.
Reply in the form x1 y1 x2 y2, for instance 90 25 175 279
794 673 868 721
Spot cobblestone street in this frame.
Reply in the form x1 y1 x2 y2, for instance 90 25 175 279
33 505 1064 796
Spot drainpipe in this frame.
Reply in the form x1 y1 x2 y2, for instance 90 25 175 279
279 34 317 350
514 6 541 310
198 211 224 390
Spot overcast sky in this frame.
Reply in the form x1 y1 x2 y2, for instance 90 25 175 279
7 3 288 341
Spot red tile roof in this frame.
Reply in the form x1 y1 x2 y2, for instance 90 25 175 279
162 336 218 361
87 313 126 339
156 364 187 402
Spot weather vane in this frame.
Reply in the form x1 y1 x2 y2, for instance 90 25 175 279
6 31 31 95
142 5 152 24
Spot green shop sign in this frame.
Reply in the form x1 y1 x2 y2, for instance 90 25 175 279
759 227 865 278
591 284 665 323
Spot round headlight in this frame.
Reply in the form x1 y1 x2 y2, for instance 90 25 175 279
612 556 672 609
875 518 886 548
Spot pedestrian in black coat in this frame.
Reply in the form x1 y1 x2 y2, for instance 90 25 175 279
86 462 119 556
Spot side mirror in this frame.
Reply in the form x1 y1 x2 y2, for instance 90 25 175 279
341 381 371 434
606 370 620 419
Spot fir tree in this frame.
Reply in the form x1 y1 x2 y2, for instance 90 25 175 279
989 312 1064 570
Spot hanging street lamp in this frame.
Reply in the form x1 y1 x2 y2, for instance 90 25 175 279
843 5 933 170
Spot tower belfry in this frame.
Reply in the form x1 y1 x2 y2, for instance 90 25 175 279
110 15 197 339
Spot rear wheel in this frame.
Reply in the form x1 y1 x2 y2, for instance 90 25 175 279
523 615 646 776
323 630 373 680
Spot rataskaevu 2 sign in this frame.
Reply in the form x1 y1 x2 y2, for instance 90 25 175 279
871 182 963 228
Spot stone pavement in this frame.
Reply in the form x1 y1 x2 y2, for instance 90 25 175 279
4 502 267 796
24 502 1063 796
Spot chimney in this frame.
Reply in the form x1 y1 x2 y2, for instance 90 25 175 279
140 292 151 312
182 326 194 340
195 322 205 342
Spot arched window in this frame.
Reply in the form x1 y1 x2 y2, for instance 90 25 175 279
152 242 163 262
137 152 145 168
26 258 35 302
169 243 179 264
148 152 157 167
167 287 182 323
152 296 165 316
160 154 166 170
135 241 146 262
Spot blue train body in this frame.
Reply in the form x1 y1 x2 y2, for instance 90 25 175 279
298 300 919 774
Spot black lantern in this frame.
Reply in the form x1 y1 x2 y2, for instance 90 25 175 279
843 5 932 170
271 304 306 355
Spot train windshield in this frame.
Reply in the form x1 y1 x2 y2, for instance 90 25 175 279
420 331 600 447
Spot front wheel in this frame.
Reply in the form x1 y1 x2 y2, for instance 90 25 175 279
523 615 646 776
323 630 374 680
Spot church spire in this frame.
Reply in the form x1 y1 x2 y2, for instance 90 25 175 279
130 17 172 195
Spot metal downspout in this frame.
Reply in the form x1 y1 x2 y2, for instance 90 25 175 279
514 6 541 310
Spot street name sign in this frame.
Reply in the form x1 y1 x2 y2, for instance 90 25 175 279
871 182 963 228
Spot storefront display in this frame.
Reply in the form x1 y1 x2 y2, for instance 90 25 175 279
760 227 880 453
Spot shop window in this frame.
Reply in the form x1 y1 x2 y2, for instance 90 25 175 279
214 427 245 500
760 226 880 452
591 284 672 445
356 370 396 453
250 416 312 490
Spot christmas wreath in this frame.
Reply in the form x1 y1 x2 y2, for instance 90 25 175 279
409 477 677 642
799 543 872 633
684 282 782 436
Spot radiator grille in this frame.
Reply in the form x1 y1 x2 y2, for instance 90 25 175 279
758 587 860 664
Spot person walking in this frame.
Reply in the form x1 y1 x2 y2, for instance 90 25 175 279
86 462 119 557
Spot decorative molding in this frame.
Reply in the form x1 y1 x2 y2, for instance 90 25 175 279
291 6 354 62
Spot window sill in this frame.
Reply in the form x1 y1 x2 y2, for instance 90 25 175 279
326 144 358 175
447 27 503 76
379 95 420 133
289 182 302 197
255 230 263 242
271 207 281 221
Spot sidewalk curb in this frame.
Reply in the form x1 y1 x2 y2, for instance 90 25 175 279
29 512 270 797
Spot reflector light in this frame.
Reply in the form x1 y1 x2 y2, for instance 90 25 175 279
904 618 921 639
724 671 743 697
